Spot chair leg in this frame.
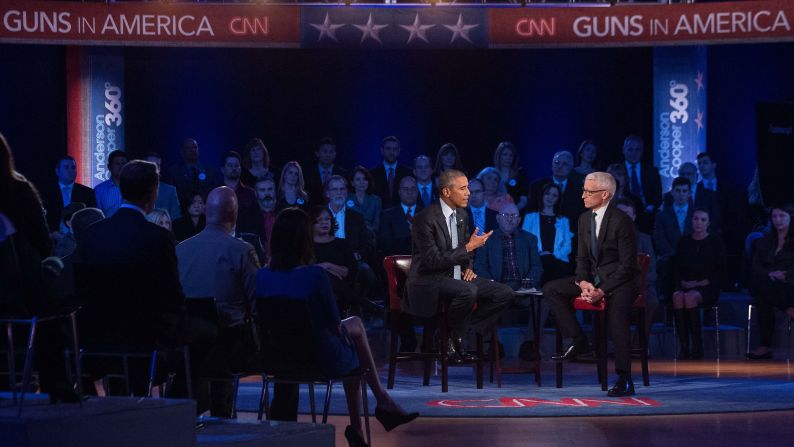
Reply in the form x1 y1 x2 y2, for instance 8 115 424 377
637 310 650 387
321 382 332 424
475 332 484 390
555 329 563 389
311 383 319 423
69 313 84 402
122 355 131 396
147 350 159 398
440 319 449 393
257 376 269 421
231 376 240 419
492 325 502 388
598 313 608 392
387 325 398 390
422 322 433 387
182 346 193 400
7 322 17 404
361 376 371 447
18 318 37 416
714 307 720 360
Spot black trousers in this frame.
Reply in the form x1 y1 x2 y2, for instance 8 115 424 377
544 276 636 377
437 276 515 335
754 276 794 347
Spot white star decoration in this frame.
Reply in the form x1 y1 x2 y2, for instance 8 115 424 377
444 14 478 44
310 13 345 43
354 13 388 44
400 14 435 44
694 71 705 92
695 109 704 131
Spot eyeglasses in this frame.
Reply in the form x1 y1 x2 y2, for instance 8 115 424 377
582 189 605 196
498 213 519 219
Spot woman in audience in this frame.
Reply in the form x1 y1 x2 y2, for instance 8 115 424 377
172 193 206 242
521 183 573 283
146 208 172 231
257 208 418 446
671 209 726 360
276 161 309 210
241 138 276 186
493 141 528 212
433 143 465 182
748 204 794 359
572 139 599 184
347 166 382 234
477 166 513 212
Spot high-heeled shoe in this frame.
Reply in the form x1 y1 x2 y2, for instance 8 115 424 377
375 406 419 432
344 425 368 447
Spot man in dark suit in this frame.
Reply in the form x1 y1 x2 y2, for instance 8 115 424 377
405 169 514 362
662 162 721 232
368 136 413 209
413 155 437 209
467 178 498 236
527 151 585 230
622 135 662 234
167 138 219 206
654 177 694 298
544 171 639 396
304 137 348 206
379 176 421 257
42 155 97 238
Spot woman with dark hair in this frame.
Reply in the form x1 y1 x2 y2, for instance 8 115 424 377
748 204 794 359
172 192 206 242
276 161 309 210
347 166 382 234
573 140 599 183
257 208 417 446
671 209 726 360
433 143 465 183
493 141 528 212
521 183 574 283
241 138 276 187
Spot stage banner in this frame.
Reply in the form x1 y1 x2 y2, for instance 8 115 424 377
66 47 125 187
652 45 707 193
301 6 487 49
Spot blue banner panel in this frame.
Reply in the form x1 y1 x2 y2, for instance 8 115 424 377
653 46 707 192
301 6 488 49
87 48 125 187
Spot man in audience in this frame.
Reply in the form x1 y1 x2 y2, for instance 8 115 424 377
653 177 693 298
379 175 420 257
53 202 86 258
58 207 105 299
94 150 128 217
696 152 719 193
528 150 585 230
255 178 278 261
177 186 259 417
622 135 662 233
304 137 348 205
467 178 498 236
221 151 264 238
145 152 182 221
663 161 721 231
167 138 219 205
42 155 96 241
369 136 413 209
413 155 436 209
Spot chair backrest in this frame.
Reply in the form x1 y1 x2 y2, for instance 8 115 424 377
253 296 322 377
185 297 220 328
383 255 412 312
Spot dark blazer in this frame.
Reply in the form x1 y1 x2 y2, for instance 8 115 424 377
473 228 543 284
528 176 585 230
466 206 498 235
662 183 722 231
42 181 97 231
368 163 413 209
166 162 219 205
628 162 663 210
405 202 472 317
378 204 422 257
652 205 694 258
304 164 348 207
342 208 373 260
416 182 438 209
575 202 639 295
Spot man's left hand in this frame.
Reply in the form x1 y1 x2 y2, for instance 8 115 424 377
585 288 605 304
463 269 477 282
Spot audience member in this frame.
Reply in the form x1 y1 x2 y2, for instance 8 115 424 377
145 152 182 220
94 150 128 217
176 186 259 416
662 162 721 231
369 136 412 209
58 207 105 299
146 208 173 232
305 137 347 204
433 142 465 182
606 163 644 215
379 176 420 257
671 208 726 360
53 202 86 258
521 183 574 283
477 166 513 212
241 138 277 187
172 193 207 242
405 169 514 362
493 141 528 212
654 177 693 298
413 155 437 209
747 204 794 360
528 150 585 230
254 178 277 260
622 135 662 233
466 178 498 236
276 160 310 210
573 139 599 181
222 151 264 237
257 208 418 441
347 165 382 235
42 155 96 240
167 138 219 206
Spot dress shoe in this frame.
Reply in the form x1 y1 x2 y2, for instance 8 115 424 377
607 376 635 397
451 335 476 362
747 351 773 360
344 425 368 447
375 406 419 432
551 342 592 361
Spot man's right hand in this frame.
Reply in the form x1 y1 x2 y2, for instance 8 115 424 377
577 280 595 297
465 228 493 252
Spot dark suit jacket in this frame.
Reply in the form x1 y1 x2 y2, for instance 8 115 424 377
416 182 438 209
575 202 639 295
629 162 663 210
652 205 693 258
42 181 97 231
342 208 373 260
473 228 543 284
528 176 585 231
405 202 472 317
662 183 722 231
304 164 348 207
166 162 219 205
368 164 413 209
378 204 422 257
466 206 498 235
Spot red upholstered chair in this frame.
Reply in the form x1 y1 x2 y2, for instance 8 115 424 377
555 253 652 390
383 255 488 393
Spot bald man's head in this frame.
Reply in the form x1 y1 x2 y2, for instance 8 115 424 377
205 186 238 228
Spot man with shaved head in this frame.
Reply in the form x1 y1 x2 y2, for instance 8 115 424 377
177 186 259 417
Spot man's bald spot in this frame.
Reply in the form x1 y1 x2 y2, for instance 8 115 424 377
206 186 238 225
499 203 519 216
